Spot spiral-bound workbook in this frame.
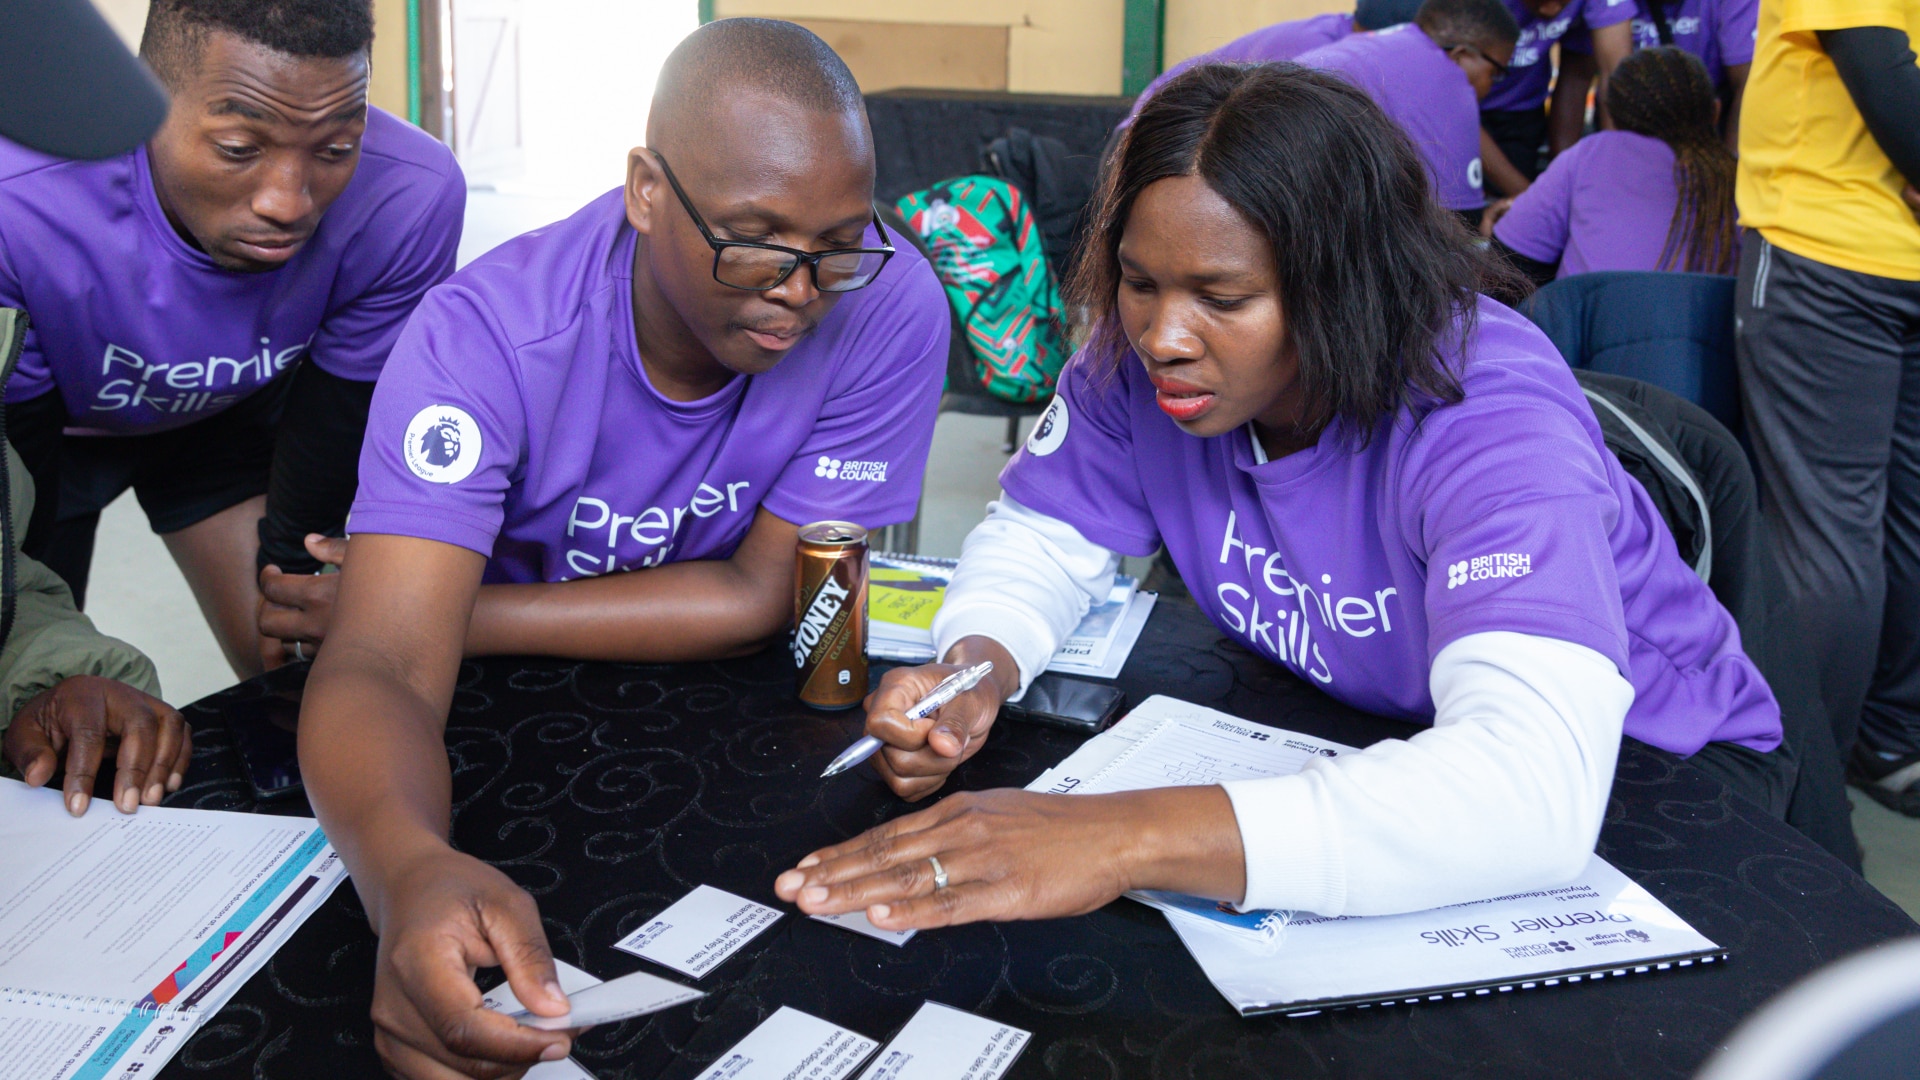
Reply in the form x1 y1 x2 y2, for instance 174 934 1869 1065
0 778 346 1080
1029 697 1726 1015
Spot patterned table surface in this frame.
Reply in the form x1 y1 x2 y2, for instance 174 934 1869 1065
158 600 1917 1079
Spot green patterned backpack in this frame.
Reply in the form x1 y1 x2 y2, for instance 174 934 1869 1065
896 176 1068 404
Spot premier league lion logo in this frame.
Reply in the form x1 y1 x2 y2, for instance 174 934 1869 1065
403 404 483 484
420 416 463 467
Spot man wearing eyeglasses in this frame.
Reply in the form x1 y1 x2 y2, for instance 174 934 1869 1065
288 18 946 1076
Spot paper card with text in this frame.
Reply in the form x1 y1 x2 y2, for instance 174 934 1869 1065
856 1002 1030 1080
812 909 917 946
480 961 600 1080
614 885 785 978
695 1005 878 1080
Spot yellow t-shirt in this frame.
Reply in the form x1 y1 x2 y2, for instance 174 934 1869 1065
1736 0 1920 280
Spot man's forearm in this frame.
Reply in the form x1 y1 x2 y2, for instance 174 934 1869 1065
262 362 376 573
1481 129 1531 198
1549 50 1595 154
467 559 788 661
464 506 799 662
298 650 457 927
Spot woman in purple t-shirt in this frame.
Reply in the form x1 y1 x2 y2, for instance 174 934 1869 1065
1490 47 1739 282
776 62 1782 929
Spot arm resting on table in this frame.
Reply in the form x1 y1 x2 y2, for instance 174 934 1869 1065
463 506 801 662
1223 631 1630 915
1820 26 1920 188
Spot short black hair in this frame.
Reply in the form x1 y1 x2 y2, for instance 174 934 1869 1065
1070 62 1523 443
1415 0 1522 50
141 0 374 88
648 18 864 146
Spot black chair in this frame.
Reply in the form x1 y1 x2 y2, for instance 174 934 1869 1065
873 205 1052 554
1575 370 1857 868
1524 271 1741 438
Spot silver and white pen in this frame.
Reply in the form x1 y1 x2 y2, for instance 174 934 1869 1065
819 661 996 778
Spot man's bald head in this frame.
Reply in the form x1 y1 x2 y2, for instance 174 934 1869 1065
648 18 865 151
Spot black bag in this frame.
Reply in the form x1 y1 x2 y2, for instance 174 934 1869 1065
980 127 1101 280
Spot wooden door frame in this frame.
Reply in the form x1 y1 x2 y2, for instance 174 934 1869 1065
409 0 455 142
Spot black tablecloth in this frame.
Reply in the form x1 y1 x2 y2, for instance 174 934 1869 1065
158 601 1916 1079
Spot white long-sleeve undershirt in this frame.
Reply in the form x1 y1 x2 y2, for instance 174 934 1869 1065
932 494 1634 917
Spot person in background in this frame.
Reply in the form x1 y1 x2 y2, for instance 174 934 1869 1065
1480 0 1635 199
1735 0 1920 814
1297 0 1522 223
776 63 1781 934
1122 0 1426 124
0 0 464 680
292 19 946 1076
1561 0 1757 151
0 0 193 820
1628 0 1758 149
1488 47 1738 283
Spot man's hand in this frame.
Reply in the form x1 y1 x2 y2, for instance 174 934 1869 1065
1480 197 1517 238
864 637 1018 801
1904 184 1920 223
258 534 347 669
371 847 579 1078
4 675 190 815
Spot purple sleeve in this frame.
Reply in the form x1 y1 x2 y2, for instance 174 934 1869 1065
1582 0 1638 31
759 262 947 530
1717 0 1759 65
996 346 1162 557
346 285 524 556
1492 141 1580 263
307 161 466 383
1404 387 1632 675
0 231 47 402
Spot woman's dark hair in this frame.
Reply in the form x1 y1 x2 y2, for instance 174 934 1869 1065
1607 47 1738 275
1069 62 1520 441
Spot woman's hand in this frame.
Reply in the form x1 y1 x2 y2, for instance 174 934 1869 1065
774 785 1247 931
864 637 1019 801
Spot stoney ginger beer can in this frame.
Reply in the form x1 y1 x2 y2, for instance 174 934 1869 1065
794 521 869 709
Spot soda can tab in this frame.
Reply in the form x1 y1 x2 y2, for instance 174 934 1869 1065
794 521 869 710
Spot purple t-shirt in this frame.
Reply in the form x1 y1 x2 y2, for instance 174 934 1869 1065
350 189 948 584
1495 130 1691 276
1000 298 1780 756
1566 0 1756 86
1300 26 1487 211
1628 0 1758 85
0 108 464 434
1481 0 1635 111
1127 12 1356 121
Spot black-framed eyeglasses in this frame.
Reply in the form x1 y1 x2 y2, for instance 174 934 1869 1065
1440 41 1511 81
649 149 895 293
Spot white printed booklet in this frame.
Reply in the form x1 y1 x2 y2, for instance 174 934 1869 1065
1031 697 1727 1015
0 778 347 1080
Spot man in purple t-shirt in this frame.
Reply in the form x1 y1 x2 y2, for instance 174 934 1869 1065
291 20 947 1077
1479 0 1635 198
0 0 464 679
1298 0 1521 214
